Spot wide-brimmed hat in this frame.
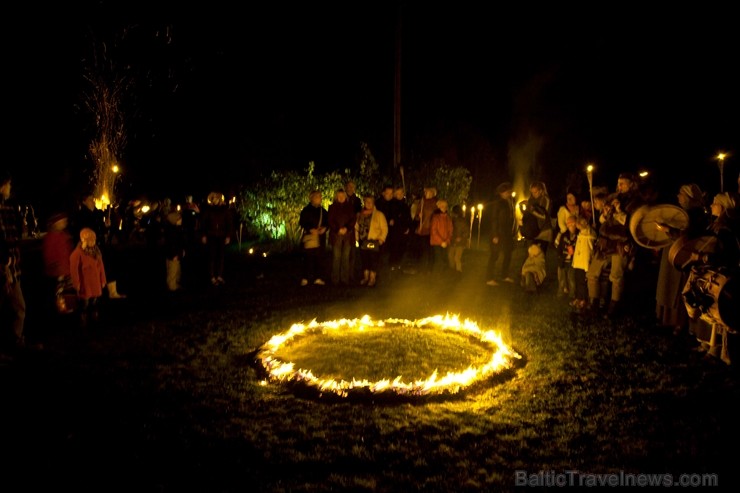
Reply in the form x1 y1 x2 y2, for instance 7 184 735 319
46 212 68 228
495 182 513 195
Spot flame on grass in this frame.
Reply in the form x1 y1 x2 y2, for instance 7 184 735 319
256 314 521 398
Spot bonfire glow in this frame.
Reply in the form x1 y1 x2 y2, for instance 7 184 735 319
255 314 521 398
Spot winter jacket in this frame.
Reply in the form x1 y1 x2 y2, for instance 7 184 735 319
70 245 107 299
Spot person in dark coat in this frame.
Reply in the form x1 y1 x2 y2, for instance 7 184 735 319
200 192 234 286
299 190 328 286
327 189 356 286
0 171 27 353
486 182 517 286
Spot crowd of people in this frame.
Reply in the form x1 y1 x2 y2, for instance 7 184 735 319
299 173 740 366
2 170 739 367
0 171 238 357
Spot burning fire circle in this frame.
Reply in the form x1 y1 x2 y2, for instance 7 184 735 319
254 314 521 399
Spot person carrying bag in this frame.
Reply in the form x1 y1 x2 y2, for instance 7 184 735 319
298 190 328 285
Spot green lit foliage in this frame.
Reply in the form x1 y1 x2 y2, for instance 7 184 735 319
238 144 472 249
238 162 344 249
404 159 472 208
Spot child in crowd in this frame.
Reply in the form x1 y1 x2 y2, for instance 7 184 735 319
554 215 578 299
163 208 185 291
521 243 547 294
69 227 107 328
571 216 597 312
429 199 453 274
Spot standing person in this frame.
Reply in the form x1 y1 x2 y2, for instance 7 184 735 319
556 190 581 235
554 215 579 300
181 194 201 287
69 228 107 329
654 183 709 334
182 194 200 245
327 188 356 286
374 185 395 274
344 180 363 215
449 204 469 274
299 190 328 286
429 199 453 275
554 190 581 296
580 199 594 227
163 207 185 292
0 171 27 354
42 212 74 316
486 182 517 286
71 192 127 299
344 180 363 282
523 181 554 255
355 194 387 287
688 192 739 363
586 173 643 318
572 216 597 313
414 187 438 274
388 186 412 272
200 191 234 286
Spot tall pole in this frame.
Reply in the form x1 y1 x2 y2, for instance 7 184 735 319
468 206 474 248
476 204 483 249
394 4 403 190
717 153 726 193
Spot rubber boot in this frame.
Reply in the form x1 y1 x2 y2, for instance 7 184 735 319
707 324 721 358
720 330 732 365
107 281 127 299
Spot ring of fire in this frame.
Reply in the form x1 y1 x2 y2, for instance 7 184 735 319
255 314 521 399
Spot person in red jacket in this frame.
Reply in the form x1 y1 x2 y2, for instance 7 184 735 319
70 228 107 328
430 199 454 275
42 212 74 315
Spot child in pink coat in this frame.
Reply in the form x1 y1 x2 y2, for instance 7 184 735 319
70 228 107 327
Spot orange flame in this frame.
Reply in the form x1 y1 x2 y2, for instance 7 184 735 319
256 314 520 398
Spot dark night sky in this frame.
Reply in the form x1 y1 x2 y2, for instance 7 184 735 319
6 2 739 219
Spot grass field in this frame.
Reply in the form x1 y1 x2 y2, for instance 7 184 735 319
2 240 738 492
